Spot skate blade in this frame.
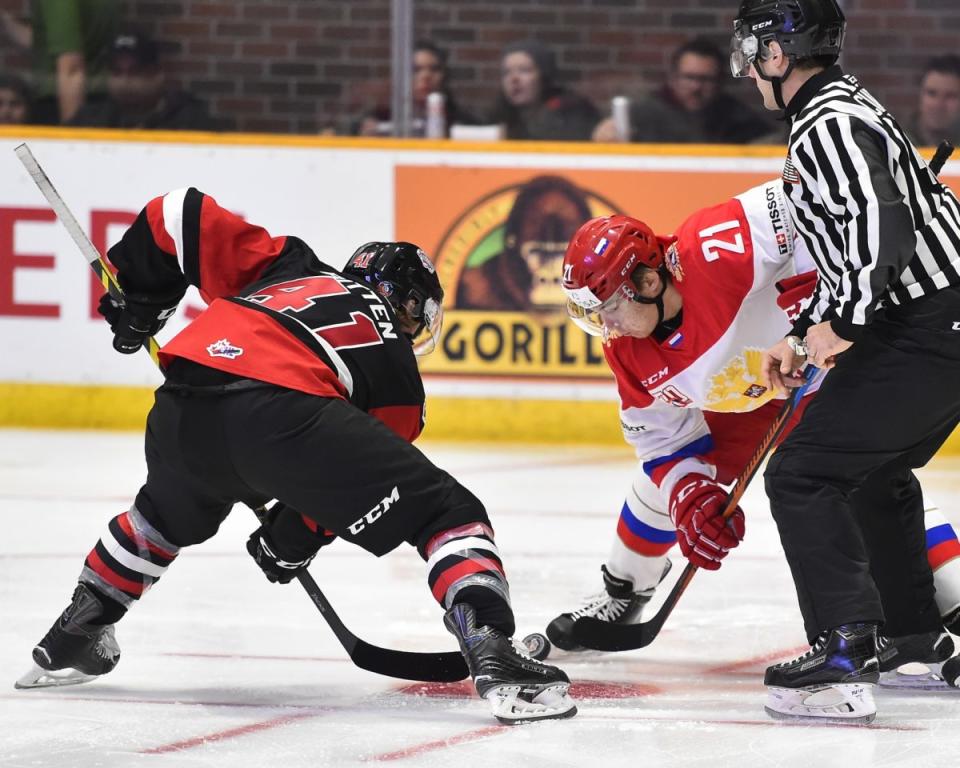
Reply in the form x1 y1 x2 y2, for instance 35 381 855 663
15 662 97 690
765 683 877 725
485 683 578 724
880 662 951 690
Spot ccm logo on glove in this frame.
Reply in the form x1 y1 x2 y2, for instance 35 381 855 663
669 473 745 571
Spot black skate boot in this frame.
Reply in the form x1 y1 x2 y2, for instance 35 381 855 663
16 584 121 689
444 603 577 724
877 629 955 690
545 562 671 653
764 623 880 724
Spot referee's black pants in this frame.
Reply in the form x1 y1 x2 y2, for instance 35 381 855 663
765 285 960 643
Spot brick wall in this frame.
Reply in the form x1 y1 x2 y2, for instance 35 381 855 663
1 0 957 136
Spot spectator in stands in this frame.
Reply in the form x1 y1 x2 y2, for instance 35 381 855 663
593 37 776 144
356 40 478 137
488 40 599 141
1 1 118 124
904 55 960 148
0 73 32 124
70 30 220 131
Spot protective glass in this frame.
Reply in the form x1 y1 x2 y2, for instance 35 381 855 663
730 24 759 78
411 296 443 356
565 283 634 341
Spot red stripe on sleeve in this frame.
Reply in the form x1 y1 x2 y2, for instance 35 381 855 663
368 404 424 442
196 195 287 300
144 196 178 256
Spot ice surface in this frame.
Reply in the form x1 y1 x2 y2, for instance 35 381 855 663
2 429 959 767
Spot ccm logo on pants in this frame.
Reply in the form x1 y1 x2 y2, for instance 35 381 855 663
348 486 400 535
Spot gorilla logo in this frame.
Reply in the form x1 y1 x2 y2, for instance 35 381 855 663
451 176 619 312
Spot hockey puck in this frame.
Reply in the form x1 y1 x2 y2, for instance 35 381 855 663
522 632 552 661
942 655 960 688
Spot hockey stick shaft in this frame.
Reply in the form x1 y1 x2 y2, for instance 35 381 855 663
14 143 468 682
930 140 954 176
573 367 818 651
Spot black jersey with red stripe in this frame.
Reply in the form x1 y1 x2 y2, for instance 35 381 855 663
106 187 426 441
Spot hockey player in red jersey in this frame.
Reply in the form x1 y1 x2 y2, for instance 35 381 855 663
544 180 960 687
16 188 576 724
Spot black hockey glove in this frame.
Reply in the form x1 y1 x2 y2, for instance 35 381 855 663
97 292 178 355
246 503 336 584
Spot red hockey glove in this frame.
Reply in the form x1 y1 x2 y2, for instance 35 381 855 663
668 473 745 571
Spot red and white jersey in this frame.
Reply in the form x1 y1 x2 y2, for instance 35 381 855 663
107 187 426 442
604 180 822 496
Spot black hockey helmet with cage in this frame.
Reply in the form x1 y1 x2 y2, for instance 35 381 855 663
731 0 846 79
343 241 444 355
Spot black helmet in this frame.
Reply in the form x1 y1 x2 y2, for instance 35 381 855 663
343 241 444 355
731 0 845 79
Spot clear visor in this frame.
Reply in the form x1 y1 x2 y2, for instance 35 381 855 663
730 27 759 78
565 284 633 342
411 296 443 356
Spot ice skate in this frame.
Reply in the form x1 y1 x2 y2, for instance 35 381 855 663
764 623 880 724
444 603 577 724
544 561 671 654
877 629 955 690
16 584 120 690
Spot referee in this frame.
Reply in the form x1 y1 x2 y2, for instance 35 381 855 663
731 0 960 723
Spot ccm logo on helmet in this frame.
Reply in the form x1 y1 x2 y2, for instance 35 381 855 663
348 486 400 535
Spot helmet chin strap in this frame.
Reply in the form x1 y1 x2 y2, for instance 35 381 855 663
754 57 796 112
632 266 671 327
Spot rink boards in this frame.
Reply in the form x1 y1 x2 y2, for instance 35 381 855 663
0 126 958 449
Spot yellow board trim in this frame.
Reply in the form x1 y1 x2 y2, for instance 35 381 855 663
3 382 960 456
0 382 154 431
2 125 950 161
0 124 790 156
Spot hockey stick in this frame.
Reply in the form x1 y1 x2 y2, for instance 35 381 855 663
14 143 469 683
930 140 954 176
572 366 819 652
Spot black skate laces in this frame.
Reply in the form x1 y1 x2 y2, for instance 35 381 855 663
772 632 829 668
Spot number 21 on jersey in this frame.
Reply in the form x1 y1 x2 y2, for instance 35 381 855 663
699 220 744 263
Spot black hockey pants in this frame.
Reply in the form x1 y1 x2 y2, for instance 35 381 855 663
765 285 960 643
135 372 488 557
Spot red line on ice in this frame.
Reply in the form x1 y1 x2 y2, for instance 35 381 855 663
140 712 321 754
704 644 810 675
364 725 508 762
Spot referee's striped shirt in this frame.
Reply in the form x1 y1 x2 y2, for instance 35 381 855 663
783 65 960 341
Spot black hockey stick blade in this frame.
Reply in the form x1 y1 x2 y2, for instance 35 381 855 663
295 568 469 682
572 367 819 652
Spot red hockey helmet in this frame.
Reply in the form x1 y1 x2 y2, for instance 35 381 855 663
561 215 673 337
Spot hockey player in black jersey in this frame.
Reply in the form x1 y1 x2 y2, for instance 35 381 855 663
16 188 576 724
